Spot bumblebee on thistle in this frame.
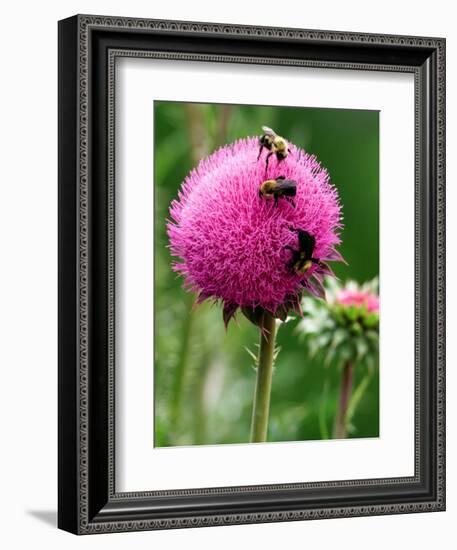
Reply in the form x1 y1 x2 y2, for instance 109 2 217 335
285 229 319 274
257 126 292 173
284 228 338 301
259 176 297 207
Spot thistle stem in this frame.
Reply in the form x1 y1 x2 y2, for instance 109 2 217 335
169 295 195 436
250 313 277 443
334 360 354 439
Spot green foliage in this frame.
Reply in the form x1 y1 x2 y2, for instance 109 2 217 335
154 101 379 446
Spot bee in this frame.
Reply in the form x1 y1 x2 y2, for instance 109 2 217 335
257 126 291 172
285 228 320 274
259 176 297 207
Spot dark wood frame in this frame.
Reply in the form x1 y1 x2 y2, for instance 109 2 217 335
58 14 446 534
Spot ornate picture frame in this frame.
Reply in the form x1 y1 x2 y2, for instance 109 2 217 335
58 14 445 534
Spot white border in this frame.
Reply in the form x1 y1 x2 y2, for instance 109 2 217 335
115 58 415 492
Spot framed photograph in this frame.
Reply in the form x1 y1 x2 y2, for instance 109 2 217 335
58 14 445 534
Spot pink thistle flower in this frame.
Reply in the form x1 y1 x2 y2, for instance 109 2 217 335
168 136 344 326
336 286 379 313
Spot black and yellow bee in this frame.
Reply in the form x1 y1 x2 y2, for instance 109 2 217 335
285 228 319 274
257 126 291 172
259 176 297 207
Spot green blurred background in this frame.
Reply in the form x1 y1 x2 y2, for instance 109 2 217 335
154 101 379 447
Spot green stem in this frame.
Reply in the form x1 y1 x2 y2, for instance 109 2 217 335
169 296 195 436
333 361 354 439
193 351 210 445
318 377 330 440
250 313 277 443
346 371 372 427
215 104 232 146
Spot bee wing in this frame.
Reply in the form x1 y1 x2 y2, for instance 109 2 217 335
275 178 297 190
261 125 277 137
298 230 316 258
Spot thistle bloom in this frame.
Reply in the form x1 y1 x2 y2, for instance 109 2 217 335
298 278 379 371
168 137 343 325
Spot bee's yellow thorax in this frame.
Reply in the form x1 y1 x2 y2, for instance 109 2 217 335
295 258 312 274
